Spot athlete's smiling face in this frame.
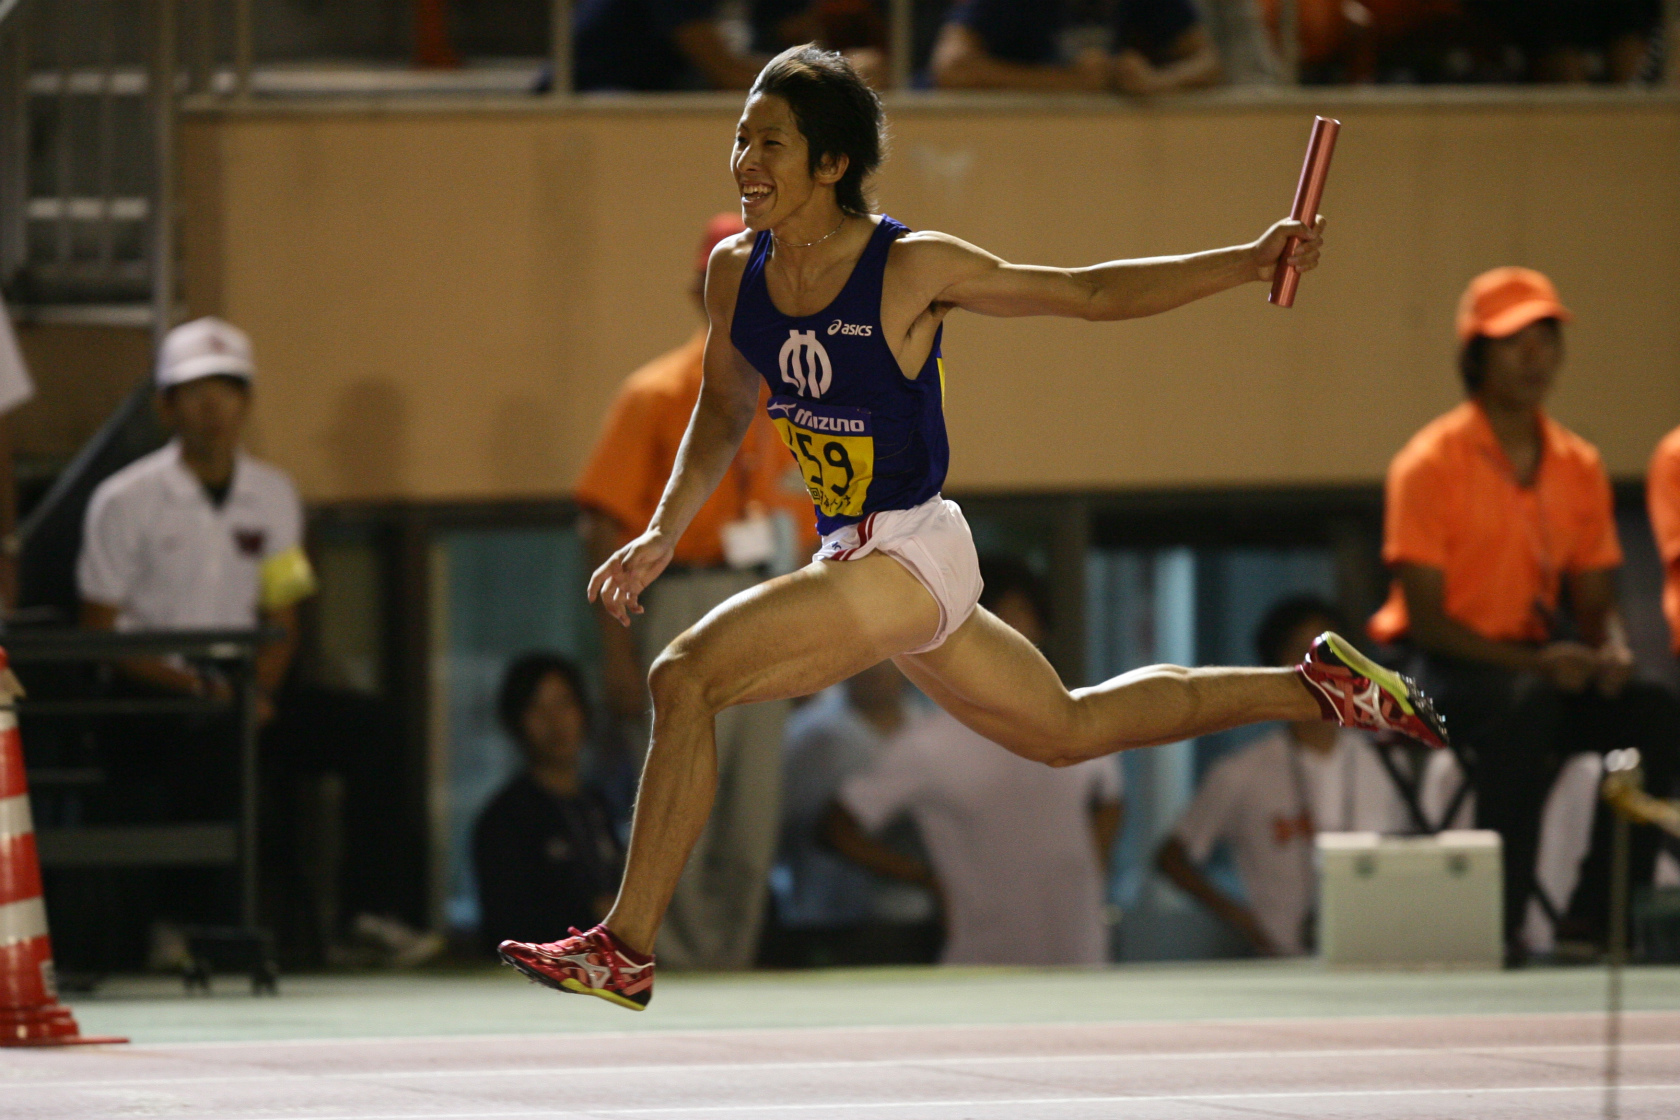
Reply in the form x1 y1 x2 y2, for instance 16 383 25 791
731 93 845 231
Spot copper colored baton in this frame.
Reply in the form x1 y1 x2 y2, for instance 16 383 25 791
1269 116 1340 308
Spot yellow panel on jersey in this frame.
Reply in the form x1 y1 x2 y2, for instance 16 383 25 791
767 396 874 520
260 544 318 610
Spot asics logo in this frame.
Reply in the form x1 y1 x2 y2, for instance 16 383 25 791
827 319 872 337
779 329 833 398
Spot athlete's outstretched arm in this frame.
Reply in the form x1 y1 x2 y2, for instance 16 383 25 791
588 248 761 625
916 216 1325 321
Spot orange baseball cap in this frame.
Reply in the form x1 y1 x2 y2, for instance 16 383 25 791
695 213 747 275
1455 266 1572 343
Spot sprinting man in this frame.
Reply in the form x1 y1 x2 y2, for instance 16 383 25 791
500 45 1446 1010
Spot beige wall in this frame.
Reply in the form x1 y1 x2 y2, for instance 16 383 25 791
179 94 1680 504
11 324 151 464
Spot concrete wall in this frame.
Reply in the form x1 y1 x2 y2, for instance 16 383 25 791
178 92 1680 504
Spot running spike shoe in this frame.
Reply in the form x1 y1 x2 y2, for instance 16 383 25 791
498 925 654 1011
1296 631 1449 751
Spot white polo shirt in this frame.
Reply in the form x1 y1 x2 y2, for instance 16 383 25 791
840 709 1123 966
77 440 305 631
1171 728 1412 956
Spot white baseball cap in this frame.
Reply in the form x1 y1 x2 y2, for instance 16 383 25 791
157 316 255 391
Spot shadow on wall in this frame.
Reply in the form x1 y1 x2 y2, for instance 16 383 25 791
323 378 408 499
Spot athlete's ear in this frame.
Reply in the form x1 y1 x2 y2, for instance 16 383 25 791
814 151 849 187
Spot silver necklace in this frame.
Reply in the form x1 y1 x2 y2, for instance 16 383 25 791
774 216 847 251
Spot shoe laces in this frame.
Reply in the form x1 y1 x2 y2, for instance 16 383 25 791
550 925 631 990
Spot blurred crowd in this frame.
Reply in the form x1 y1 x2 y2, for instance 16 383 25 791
557 0 1670 92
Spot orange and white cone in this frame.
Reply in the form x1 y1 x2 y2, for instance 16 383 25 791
0 649 125 1046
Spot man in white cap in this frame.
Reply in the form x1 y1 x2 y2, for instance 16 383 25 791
77 316 314 715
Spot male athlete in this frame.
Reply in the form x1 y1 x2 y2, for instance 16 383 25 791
500 45 1446 1009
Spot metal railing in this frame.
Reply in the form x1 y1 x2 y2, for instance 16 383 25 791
0 0 172 320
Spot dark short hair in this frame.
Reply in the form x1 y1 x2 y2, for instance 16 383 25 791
1458 317 1560 395
497 652 590 751
979 555 1051 631
1254 594 1346 668
750 45 884 218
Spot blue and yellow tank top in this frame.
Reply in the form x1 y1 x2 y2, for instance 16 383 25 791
730 215 949 536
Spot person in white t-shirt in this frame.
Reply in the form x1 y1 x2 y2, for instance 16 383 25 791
1157 596 1412 956
78 317 315 720
828 558 1124 966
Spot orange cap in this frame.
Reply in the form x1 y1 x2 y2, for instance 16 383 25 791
695 213 748 275
1455 266 1572 343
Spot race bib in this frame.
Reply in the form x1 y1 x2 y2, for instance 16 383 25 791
767 395 874 519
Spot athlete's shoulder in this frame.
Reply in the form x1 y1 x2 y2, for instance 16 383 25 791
704 229 758 323
706 229 758 282
886 228 1000 293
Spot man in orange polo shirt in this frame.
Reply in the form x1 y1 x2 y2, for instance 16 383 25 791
575 214 816 971
1370 267 1678 958
1648 427 1680 660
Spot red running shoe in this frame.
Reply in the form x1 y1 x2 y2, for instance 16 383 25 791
1296 631 1449 750
498 925 654 1011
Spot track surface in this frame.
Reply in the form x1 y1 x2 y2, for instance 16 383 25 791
6 1011 1679 1119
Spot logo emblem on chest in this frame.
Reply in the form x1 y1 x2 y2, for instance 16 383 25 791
778 329 832 398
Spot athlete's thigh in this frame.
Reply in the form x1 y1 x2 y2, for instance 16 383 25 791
893 605 1077 758
664 551 941 709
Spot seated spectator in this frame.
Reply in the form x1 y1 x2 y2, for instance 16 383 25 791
1369 267 1680 958
573 0 764 91
752 1 891 86
826 558 1124 965
777 659 934 932
931 0 1221 95
473 653 624 956
1468 1 1658 84
79 317 314 719
1156 596 1412 957
1647 424 1680 662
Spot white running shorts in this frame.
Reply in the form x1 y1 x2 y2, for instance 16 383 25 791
814 495 983 655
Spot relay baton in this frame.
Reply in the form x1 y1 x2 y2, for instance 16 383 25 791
1268 116 1340 308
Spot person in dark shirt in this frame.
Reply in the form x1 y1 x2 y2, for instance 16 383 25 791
574 0 763 91
931 0 1220 94
473 653 625 956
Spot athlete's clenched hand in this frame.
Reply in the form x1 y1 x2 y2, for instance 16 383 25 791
588 530 675 626
1250 215 1327 282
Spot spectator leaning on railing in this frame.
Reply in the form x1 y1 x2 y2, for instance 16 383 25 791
1156 596 1412 958
776 659 933 929
824 558 1124 966
78 317 314 720
1368 267 1680 959
931 0 1221 94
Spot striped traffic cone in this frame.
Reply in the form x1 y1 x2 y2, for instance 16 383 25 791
0 649 125 1046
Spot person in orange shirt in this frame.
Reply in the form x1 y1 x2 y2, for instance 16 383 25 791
1370 267 1678 959
574 214 816 971
1648 427 1680 660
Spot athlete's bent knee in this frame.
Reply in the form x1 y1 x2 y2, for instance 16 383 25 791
647 644 716 716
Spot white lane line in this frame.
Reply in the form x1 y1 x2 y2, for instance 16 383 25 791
51 1084 1678 1120
70 1009 1680 1051
4 1043 1677 1091
600 1083 1680 1115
